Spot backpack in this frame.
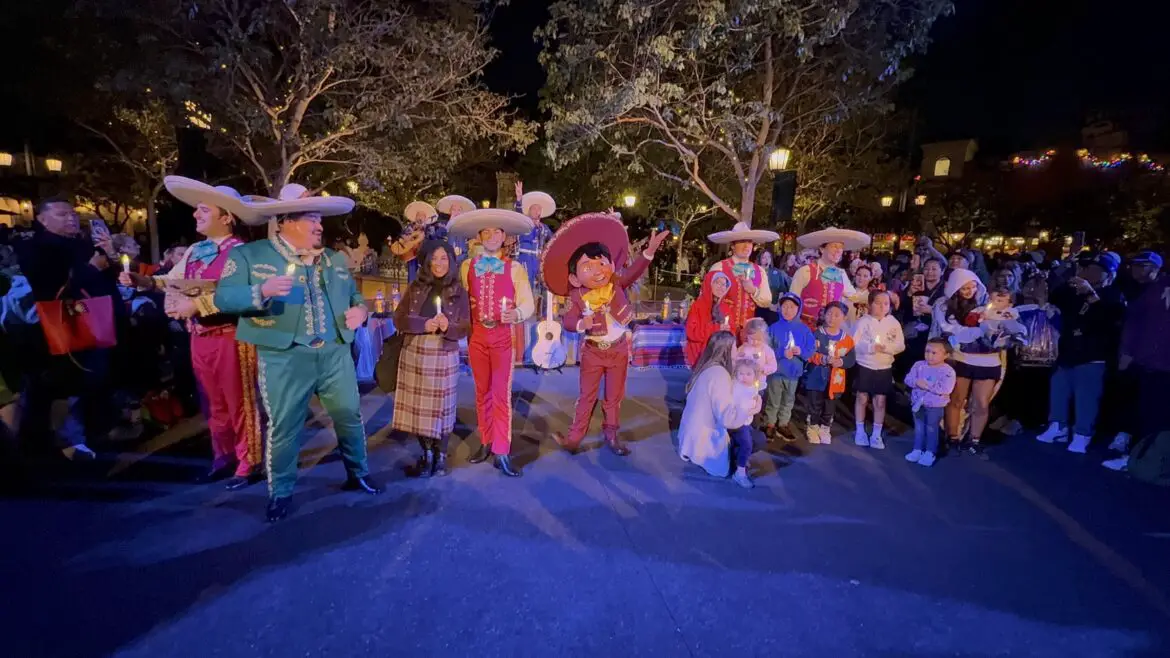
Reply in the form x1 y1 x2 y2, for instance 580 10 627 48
1128 432 1170 487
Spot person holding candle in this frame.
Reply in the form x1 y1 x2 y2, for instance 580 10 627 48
803 301 856 444
214 184 383 521
852 289 906 449
449 207 535 476
543 212 670 456
790 227 872 331
388 239 470 477
119 176 265 488
762 293 815 442
684 270 735 367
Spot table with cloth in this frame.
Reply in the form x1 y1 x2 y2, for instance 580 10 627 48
353 314 396 381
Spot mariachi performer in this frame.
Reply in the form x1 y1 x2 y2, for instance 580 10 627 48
545 213 670 455
437 194 476 264
449 206 535 477
214 184 382 522
120 176 264 489
513 181 555 305
390 200 438 283
789 226 871 330
705 222 780 340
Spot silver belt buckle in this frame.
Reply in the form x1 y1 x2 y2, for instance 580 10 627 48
480 320 498 329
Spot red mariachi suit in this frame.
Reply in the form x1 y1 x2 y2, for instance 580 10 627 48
464 255 523 456
560 253 651 447
718 259 765 341
798 261 845 331
182 238 263 477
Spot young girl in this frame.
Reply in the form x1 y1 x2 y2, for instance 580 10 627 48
903 338 957 466
735 317 778 395
729 358 765 488
852 289 905 448
803 301 855 444
685 270 734 367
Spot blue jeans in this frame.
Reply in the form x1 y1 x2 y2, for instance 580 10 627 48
913 405 945 453
731 425 765 468
1048 362 1107 437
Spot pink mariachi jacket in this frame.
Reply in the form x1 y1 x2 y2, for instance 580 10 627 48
561 253 651 336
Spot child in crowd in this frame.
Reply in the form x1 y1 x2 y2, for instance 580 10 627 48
980 287 1027 343
803 301 856 444
736 317 778 420
730 358 765 488
764 293 815 442
852 289 905 448
904 338 957 466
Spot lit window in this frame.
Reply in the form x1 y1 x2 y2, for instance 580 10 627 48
933 157 951 177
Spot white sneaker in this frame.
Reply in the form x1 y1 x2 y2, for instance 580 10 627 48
1108 433 1130 453
905 449 923 462
917 451 937 467
1036 422 1068 444
62 444 97 461
806 425 822 444
854 428 869 446
733 471 755 489
869 435 886 450
1102 455 1129 471
1067 434 1091 454
819 425 833 445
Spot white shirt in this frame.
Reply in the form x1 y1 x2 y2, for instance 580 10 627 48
852 314 906 370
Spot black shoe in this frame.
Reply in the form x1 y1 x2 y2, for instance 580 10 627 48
494 454 523 477
266 496 291 522
342 475 385 494
965 441 986 457
224 472 261 491
432 450 448 478
198 463 235 484
468 443 492 464
414 450 435 478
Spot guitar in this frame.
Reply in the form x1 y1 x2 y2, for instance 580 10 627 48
390 228 425 262
531 290 566 370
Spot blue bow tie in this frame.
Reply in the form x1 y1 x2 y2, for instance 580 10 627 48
475 256 505 276
820 266 844 284
189 240 220 266
733 262 753 279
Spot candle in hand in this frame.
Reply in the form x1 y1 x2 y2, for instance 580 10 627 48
285 262 297 276
500 296 510 319
828 340 837 357
874 333 882 346
435 296 442 316
786 333 795 350
120 254 131 273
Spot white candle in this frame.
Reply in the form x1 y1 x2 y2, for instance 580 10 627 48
786 333 795 350
285 262 297 276
435 296 442 315
500 296 509 316
874 333 882 346
584 300 592 313
120 254 130 273
828 340 837 356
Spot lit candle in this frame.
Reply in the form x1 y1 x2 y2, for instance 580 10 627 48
285 262 297 276
584 300 592 313
874 333 882 346
120 254 130 273
828 340 837 357
786 333 795 350
500 296 510 317
435 296 442 316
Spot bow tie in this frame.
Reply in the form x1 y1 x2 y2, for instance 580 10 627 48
733 262 753 279
475 256 505 276
820 266 844 283
189 240 220 266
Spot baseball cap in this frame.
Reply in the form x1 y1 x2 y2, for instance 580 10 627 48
1076 250 1120 273
1131 250 1164 268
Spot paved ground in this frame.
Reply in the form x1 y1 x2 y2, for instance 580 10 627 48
4 369 1170 658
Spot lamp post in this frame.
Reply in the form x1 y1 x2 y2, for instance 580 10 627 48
768 147 796 247
622 194 637 208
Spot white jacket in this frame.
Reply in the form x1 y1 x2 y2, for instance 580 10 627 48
852 314 906 370
678 366 756 477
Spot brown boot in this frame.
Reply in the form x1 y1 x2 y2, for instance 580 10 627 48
603 427 630 456
551 431 583 454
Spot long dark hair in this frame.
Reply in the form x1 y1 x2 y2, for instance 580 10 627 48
415 240 458 289
687 331 737 393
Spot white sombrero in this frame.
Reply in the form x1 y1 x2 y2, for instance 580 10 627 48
446 208 534 239
241 184 355 225
707 222 780 245
164 176 260 221
404 201 437 223
521 191 556 218
796 227 871 251
436 195 476 215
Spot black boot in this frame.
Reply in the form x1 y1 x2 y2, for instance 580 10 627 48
415 439 435 478
494 454 523 477
266 496 291 522
224 470 263 491
432 438 448 477
342 475 385 494
468 443 492 464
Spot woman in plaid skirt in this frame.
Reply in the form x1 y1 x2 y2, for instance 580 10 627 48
391 240 470 476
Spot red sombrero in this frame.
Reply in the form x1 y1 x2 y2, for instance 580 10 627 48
540 212 631 297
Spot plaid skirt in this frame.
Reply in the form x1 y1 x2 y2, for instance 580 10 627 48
391 334 459 439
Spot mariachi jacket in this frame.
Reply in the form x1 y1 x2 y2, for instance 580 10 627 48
561 253 651 336
214 236 365 350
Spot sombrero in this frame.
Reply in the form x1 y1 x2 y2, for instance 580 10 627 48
404 201 437 223
163 176 260 222
241 183 355 225
521 191 556 219
707 222 780 245
541 212 630 297
446 208 533 239
796 227 871 251
436 195 476 215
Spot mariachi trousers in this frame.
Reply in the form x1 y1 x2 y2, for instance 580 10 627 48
256 342 369 499
566 335 630 444
191 329 262 477
468 323 515 455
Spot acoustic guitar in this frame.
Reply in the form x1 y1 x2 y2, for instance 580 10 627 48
531 290 566 371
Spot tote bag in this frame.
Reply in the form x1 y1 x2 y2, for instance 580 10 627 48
35 279 117 356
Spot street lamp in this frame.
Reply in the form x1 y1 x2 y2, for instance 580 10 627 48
622 194 637 208
0 152 12 167
480 199 491 208
768 147 792 172
880 195 894 208
768 147 797 248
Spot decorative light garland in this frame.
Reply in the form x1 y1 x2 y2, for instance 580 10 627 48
1009 149 1164 172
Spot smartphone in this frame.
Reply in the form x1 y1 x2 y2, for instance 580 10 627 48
90 218 111 242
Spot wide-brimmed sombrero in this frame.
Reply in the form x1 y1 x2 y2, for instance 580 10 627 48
541 212 630 297
164 176 259 222
446 208 533 239
707 222 780 245
404 201 437 223
436 195 476 216
796 227 871 251
521 191 556 219
241 183 355 225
